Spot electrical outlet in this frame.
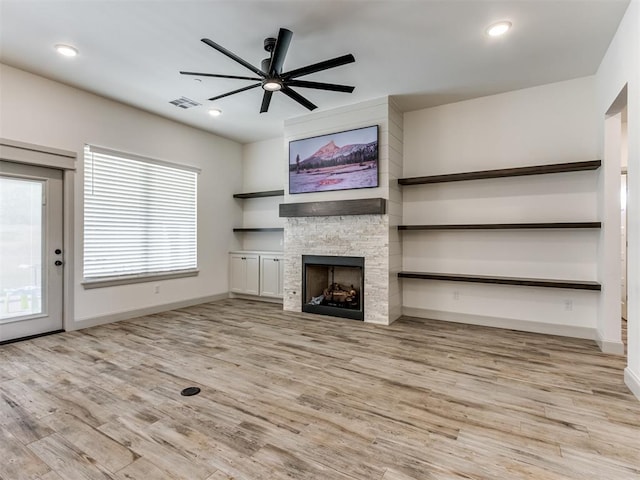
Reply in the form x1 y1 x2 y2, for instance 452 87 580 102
564 299 573 311
453 291 460 301
154 285 160 294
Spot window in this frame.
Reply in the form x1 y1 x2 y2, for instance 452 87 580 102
83 145 199 287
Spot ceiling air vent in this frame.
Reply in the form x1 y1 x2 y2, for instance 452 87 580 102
169 96 201 109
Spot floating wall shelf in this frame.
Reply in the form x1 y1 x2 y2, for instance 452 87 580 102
398 272 601 291
398 160 601 186
232 190 285 234
233 228 284 233
233 190 285 199
398 160 602 295
398 222 601 231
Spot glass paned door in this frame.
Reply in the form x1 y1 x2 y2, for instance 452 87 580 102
0 161 63 342
0 177 44 320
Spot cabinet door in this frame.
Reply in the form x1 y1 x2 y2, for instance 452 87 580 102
244 255 260 295
229 254 259 295
260 255 280 297
229 254 247 293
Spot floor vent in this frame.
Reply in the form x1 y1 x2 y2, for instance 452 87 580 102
169 97 201 109
180 386 201 396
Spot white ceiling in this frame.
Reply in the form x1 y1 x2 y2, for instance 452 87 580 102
0 0 630 144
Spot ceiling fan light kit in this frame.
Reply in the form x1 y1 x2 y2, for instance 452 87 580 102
180 28 355 113
262 80 283 91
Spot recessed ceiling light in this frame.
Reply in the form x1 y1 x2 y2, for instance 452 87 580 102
208 108 222 117
486 21 512 37
55 44 78 57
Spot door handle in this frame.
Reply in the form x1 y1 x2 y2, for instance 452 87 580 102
54 260 63 266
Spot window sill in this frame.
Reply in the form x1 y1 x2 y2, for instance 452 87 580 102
82 269 199 289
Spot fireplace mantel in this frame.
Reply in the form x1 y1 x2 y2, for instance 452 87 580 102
279 198 386 218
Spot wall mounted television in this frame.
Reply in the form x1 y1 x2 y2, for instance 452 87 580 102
289 125 378 194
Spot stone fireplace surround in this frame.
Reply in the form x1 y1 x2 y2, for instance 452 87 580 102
283 210 391 324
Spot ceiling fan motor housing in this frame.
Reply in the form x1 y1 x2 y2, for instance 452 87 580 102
264 37 277 53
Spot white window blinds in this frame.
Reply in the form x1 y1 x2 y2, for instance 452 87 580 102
83 145 198 281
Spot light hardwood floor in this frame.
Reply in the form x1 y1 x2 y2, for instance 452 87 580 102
1 299 639 480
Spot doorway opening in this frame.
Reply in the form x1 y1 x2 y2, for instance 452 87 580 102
605 85 628 358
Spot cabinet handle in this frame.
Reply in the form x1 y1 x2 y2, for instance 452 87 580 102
242 257 246 260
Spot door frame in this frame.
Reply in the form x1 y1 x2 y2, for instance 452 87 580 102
0 138 76 333
597 85 628 355
621 170 628 322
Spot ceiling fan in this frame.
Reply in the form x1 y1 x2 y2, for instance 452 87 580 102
180 28 355 113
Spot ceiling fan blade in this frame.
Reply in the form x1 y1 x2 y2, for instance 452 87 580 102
208 83 261 101
286 79 354 93
281 86 317 111
180 71 262 81
269 28 293 75
201 38 266 77
283 54 355 79
260 91 273 113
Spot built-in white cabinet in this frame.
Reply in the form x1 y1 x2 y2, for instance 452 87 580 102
229 251 283 299
260 254 284 298
229 253 259 295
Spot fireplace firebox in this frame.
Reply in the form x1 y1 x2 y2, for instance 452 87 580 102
302 255 364 320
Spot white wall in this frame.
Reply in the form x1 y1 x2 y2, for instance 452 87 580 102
0 64 243 328
404 77 598 177
239 137 285 252
402 77 601 338
242 137 285 193
595 0 640 398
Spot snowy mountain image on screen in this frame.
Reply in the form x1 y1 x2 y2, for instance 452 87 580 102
289 132 378 194
296 140 378 170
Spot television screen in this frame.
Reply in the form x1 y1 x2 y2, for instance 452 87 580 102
289 125 378 194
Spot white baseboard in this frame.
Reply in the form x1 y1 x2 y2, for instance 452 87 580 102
228 293 284 304
596 331 625 355
72 293 229 330
402 307 598 340
624 368 640 401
